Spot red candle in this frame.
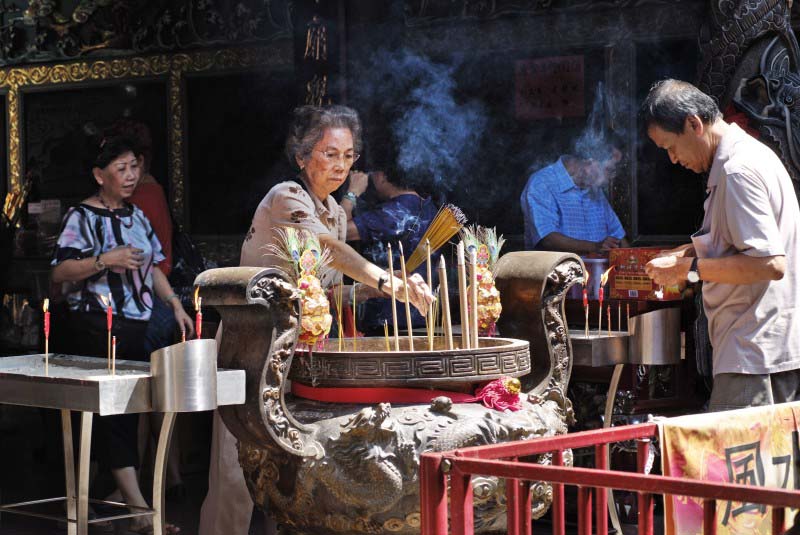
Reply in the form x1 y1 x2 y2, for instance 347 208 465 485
195 307 203 339
582 287 588 307
106 293 113 331
194 287 203 340
43 298 50 341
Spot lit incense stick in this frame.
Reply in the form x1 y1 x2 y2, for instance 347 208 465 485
469 249 479 348
398 242 414 351
607 305 611 337
438 256 453 349
387 244 399 351
112 335 117 376
457 242 470 349
426 239 433 350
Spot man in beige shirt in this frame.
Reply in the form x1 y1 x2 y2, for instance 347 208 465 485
642 79 800 412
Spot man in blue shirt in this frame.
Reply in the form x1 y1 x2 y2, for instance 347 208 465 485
521 148 627 254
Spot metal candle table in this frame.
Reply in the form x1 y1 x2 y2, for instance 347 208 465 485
0 339 244 535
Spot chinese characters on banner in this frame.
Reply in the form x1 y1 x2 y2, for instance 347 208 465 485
514 55 584 120
660 402 800 534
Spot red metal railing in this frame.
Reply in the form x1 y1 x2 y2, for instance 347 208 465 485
420 423 800 535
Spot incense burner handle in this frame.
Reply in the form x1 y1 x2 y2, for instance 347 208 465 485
195 267 323 458
494 251 583 405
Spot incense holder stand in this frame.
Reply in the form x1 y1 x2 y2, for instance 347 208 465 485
196 251 582 534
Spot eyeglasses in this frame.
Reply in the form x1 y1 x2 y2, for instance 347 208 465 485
316 150 360 165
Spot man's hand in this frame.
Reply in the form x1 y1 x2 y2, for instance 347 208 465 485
348 171 369 197
598 236 622 251
645 255 691 286
653 243 694 260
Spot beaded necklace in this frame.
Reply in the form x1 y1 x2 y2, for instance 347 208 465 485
96 193 134 229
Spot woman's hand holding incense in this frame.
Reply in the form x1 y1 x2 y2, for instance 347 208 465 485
390 272 433 315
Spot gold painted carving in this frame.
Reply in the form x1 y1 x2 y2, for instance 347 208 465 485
1 45 290 228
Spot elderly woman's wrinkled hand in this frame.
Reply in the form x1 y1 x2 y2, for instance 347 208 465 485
394 273 434 315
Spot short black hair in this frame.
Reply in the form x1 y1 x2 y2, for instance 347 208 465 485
640 79 721 134
94 136 141 169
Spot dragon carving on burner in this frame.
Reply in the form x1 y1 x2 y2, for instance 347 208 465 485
698 0 800 189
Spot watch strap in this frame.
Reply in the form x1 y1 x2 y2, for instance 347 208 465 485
377 272 389 293
343 191 358 203
689 257 700 280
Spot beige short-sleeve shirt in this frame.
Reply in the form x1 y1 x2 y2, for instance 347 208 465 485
691 124 800 376
240 179 346 287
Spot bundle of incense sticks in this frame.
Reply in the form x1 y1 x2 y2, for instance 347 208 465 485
405 204 467 272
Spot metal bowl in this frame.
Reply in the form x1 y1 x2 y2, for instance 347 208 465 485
289 336 530 389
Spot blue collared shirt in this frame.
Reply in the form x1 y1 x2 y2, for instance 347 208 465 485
520 158 624 249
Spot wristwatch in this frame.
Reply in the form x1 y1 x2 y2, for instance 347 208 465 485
343 191 358 204
687 257 701 283
94 254 106 272
377 272 389 294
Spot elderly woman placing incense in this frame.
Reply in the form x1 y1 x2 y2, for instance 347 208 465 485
240 104 433 314
199 104 434 535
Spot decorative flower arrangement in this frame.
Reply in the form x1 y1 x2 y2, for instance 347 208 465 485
461 225 505 336
270 228 333 348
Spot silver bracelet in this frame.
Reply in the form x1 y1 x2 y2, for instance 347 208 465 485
165 293 180 302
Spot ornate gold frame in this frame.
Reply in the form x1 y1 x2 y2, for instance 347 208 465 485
0 44 292 228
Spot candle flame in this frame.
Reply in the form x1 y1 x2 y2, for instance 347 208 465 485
583 270 590 286
42 298 49 312
99 294 109 307
194 287 201 311
599 266 615 287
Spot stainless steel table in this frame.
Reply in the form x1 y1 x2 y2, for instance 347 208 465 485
0 344 244 535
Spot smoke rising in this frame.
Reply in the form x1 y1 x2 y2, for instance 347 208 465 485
352 48 488 194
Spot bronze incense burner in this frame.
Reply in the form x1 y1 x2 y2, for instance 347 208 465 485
196 251 582 534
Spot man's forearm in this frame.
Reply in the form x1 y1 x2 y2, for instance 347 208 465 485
538 232 599 255
697 254 785 284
